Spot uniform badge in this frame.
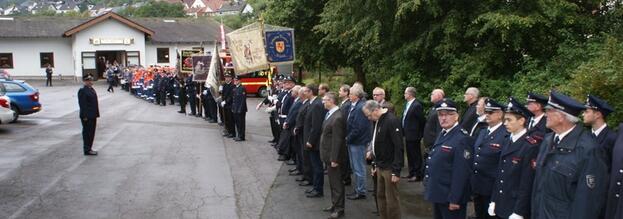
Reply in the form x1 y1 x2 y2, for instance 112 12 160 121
396 128 400 132
464 150 471 159
511 157 521 164
531 159 537 169
441 145 452 153
526 136 538 145
586 175 596 189
489 143 501 150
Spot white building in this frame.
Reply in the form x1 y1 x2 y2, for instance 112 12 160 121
0 12 227 80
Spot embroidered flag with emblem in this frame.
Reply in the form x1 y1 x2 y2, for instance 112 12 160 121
586 175 596 189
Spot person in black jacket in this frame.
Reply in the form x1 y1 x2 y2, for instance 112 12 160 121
460 87 480 131
231 76 247 141
277 76 295 161
363 100 404 219
526 92 550 138
294 87 312 185
78 74 99 156
605 123 623 219
303 84 327 198
185 74 197 115
221 74 236 137
45 64 53 87
177 75 187 114
401 87 425 182
489 97 541 219
282 85 303 166
423 89 444 150
583 94 616 168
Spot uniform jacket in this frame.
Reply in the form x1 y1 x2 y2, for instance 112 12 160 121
424 125 474 204
285 99 302 130
346 99 372 146
279 90 293 116
402 99 425 141
372 112 405 176
222 82 234 108
232 85 247 113
605 123 623 219
471 124 509 196
460 101 478 131
185 76 195 94
595 126 617 170
78 86 99 119
422 106 441 148
531 125 609 219
304 97 326 150
339 99 351 123
491 132 541 218
320 109 347 164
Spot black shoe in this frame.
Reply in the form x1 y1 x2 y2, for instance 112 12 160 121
277 155 288 161
305 188 315 194
288 168 298 172
178 111 186 114
322 206 334 212
84 150 98 156
285 160 296 165
328 211 344 219
347 194 366 200
295 177 306 182
234 137 245 142
299 181 313 186
268 140 277 143
306 191 323 198
289 171 302 176
225 134 235 138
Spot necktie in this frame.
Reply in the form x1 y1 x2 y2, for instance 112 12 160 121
485 129 490 136
441 130 448 136
325 111 331 120
529 118 535 129
552 136 560 150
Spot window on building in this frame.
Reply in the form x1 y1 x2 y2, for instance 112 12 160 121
157 48 169 63
0 53 13 69
40 52 54 68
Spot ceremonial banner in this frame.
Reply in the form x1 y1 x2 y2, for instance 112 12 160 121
205 47 221 98
227 23 268 73
265 30 295 63
192 55 211 82
180 49 202 73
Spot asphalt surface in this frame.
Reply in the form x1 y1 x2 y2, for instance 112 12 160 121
0 79 436 219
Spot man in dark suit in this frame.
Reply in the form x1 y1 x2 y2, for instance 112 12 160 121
304 84 327 198
338 84 352 185
294 87 312 185
186 73 197 115
532 91 608 219
605 123 623 219
583 94 616 168
423 89 444 151
221 74 236 138
320 92 347 219
78 74 99 156
460 87 480 131
282 86 303 166
424 98 474 219
402 87 425 182
470 98 508 219
231 76 247 141
526 92 550 138
468 97 489 138
177 75 187 114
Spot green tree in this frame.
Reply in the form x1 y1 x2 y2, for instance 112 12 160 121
120 1 186 17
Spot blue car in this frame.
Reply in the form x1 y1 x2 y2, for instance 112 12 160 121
0 79 41 122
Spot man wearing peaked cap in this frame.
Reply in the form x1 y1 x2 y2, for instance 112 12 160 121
489 97 539 219
605 123 623 219
78 74 99 156
424 98 474 219
526 92 551 137
470 98 508 219
583 94 617 167
531 91 608 219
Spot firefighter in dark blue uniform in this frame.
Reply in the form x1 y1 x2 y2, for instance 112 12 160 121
489 97 541 219
531 91 608 219
231 75 247 141
424 98 474 219
583 94 616 168
605 123 623 219
186 73 197 116
277 76 295 161
221 73 236 137
526 92 550 139
470 98 508 219
202 83 218 123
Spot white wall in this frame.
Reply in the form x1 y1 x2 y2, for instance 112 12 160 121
145 42 216 67
72 18 146 77
0 37 73 77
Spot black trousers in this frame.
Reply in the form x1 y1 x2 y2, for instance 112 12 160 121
302 145 313 182
158 90 167 106
309 150 324 193
46 75 52 86
328 162 345 212
277 128 292 156
473 194 496 219
168 90 175 105
269 111 280 142
294 131 304 172
433 203 466 219
405 139 424 177
179 95 187 112
233 112 245 139
81 118 97 153
188 95 197 115
203 98 217 121
224 107 235 135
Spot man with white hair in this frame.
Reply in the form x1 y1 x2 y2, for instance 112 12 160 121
531 91 608 219
461 87 480 131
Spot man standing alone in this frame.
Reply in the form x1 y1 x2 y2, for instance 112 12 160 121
78 74 99 156
45 64 53 87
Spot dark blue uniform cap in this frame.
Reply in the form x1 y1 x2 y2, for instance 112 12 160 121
585 95 614 117
505 97 534 119
83 74 94 81
224 72 233 78
283 75 296 83
435 98 458 112
484 98 504 112
546 91 586 117
527 92 548 105
233 75 241 80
